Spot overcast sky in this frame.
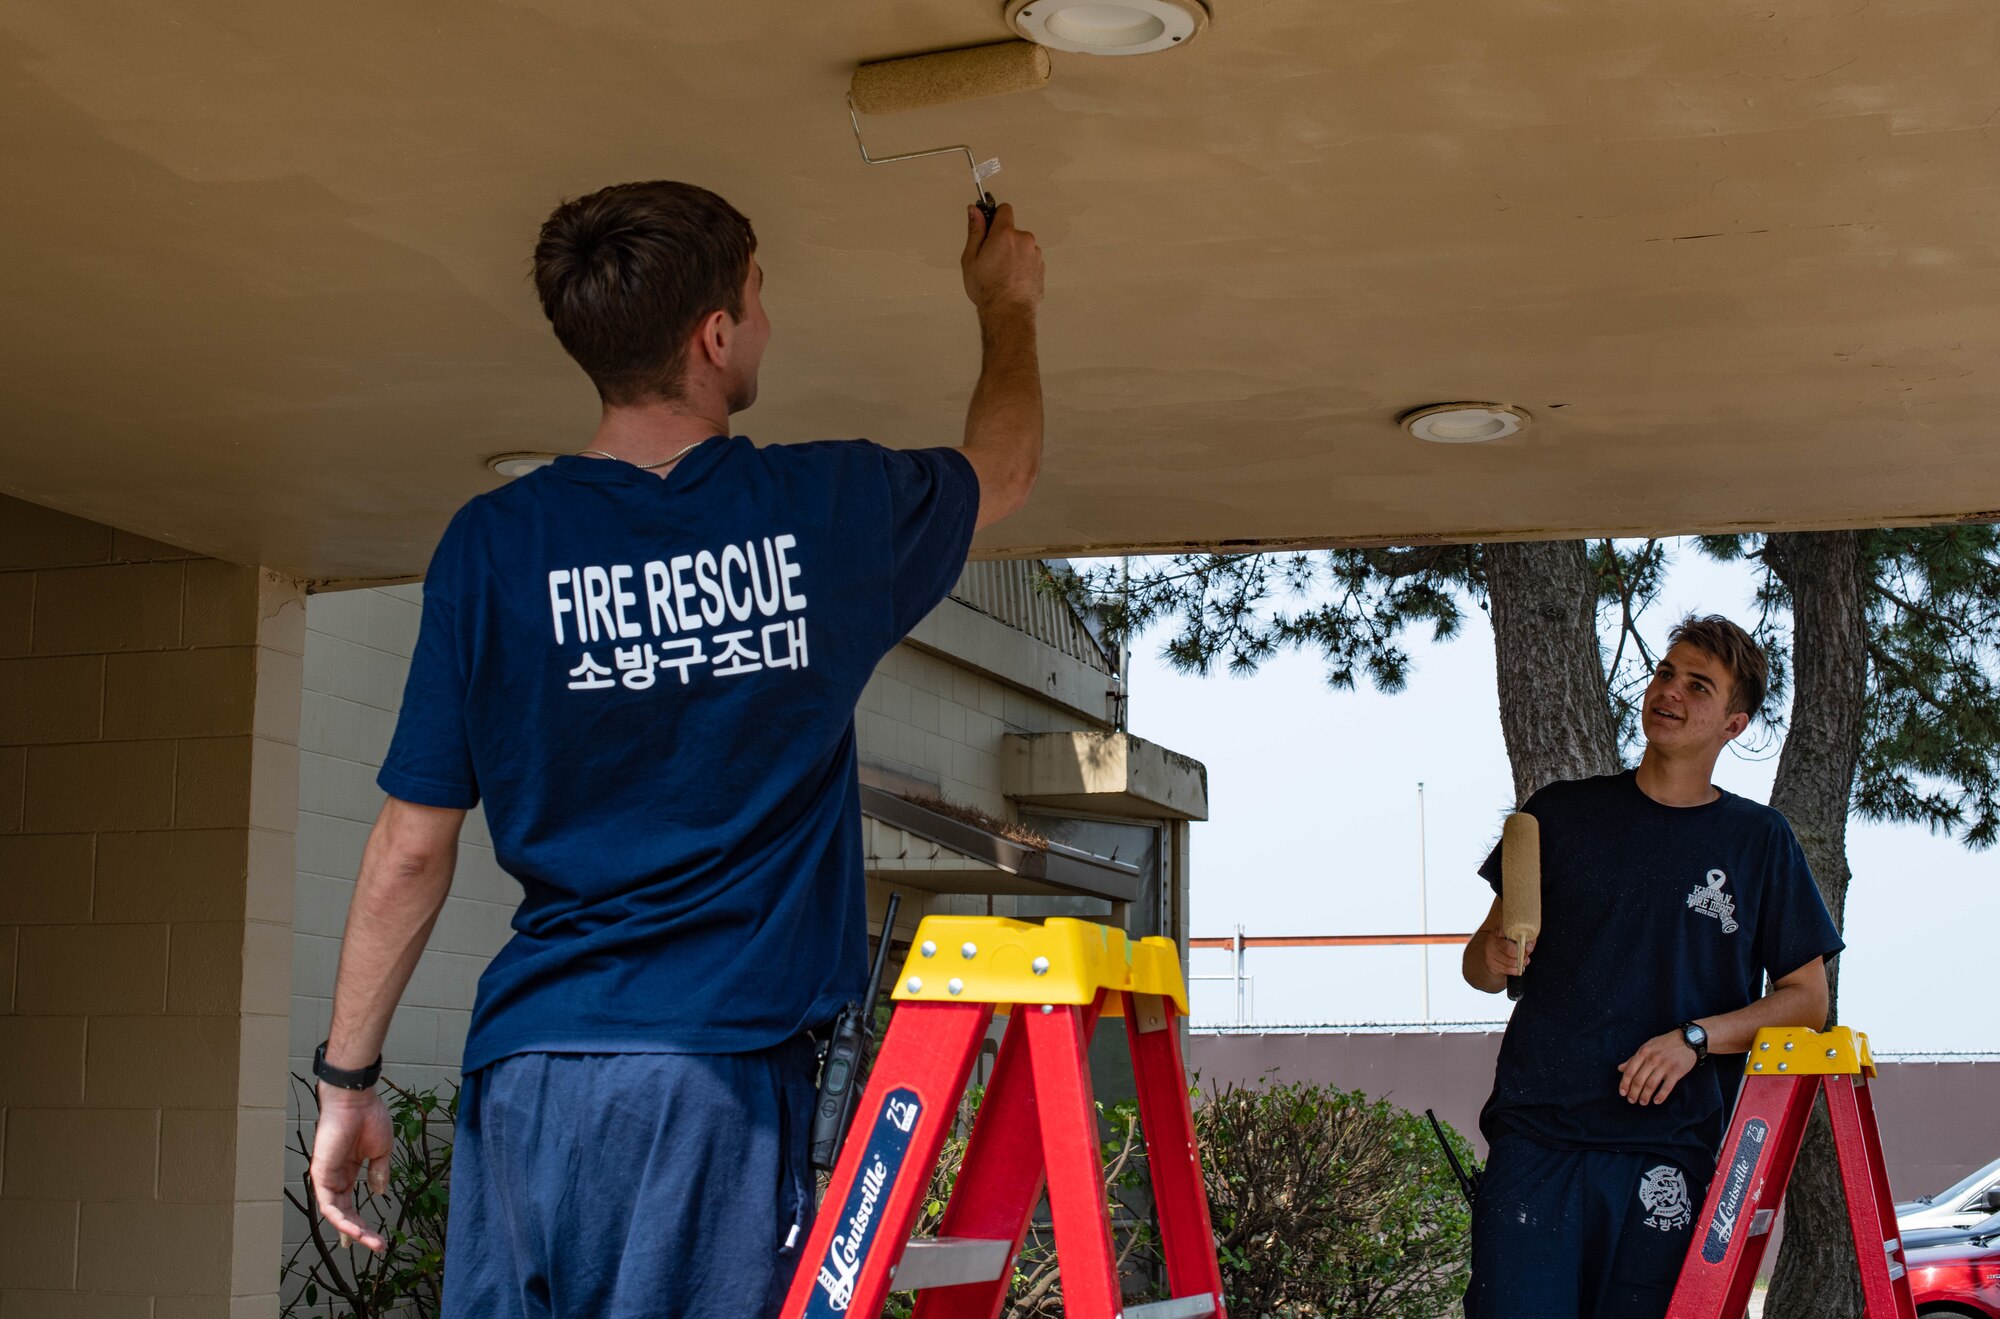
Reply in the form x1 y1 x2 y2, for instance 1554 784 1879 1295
1121 542 1998 1057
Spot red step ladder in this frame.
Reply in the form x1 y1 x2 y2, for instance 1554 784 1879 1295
1667 1025 1916 1319
780 915 1228 1319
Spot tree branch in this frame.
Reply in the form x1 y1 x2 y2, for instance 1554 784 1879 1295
1866 644 1960 720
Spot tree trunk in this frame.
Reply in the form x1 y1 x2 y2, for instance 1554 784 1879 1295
1761 531 1870 1319
1482 540 1622 801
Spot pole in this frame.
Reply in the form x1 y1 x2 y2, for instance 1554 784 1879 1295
1233 924 1245 1026
1418 781 1430 1023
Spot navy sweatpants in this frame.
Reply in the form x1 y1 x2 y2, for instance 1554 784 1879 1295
1465 1134 1712 1319
441 1041 818 1319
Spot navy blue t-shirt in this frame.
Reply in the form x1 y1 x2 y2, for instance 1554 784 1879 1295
379 436 979 1071
1477 771 1844 1169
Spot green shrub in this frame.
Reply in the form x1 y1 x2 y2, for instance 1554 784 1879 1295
1197 1079 1474 1318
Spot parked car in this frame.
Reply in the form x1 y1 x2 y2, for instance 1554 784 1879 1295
1902 1156 2000 1233
1908 1211 2000 1318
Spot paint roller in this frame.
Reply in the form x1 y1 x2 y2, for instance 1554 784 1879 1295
1501 811 1540 1002
846 40 1052 224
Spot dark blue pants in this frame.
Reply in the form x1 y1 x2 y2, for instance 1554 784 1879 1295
1465 1134 1712 1319
441 1042 818 1319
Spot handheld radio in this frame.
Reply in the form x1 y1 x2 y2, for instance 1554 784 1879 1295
809 893 901 1171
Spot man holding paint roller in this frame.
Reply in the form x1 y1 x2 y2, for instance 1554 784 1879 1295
1459 615 1844 1319
305 179 1043 1318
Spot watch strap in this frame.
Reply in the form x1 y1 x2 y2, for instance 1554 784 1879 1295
1678 1021 1708 1064
313 1041 383 1091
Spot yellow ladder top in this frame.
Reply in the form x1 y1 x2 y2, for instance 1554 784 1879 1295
889 915 1189 1016
1744 1025 1875 1077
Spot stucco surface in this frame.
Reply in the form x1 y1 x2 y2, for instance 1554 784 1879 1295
1 0 1994 581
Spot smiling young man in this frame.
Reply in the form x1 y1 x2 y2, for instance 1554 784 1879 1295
1459 614 1845 1319
304 180 1044 1317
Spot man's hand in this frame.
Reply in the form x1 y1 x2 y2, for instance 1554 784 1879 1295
310 1085 395 1252
1618 1030 1698 1106
961 203 1043 318
1481 929 1534 981
1462 894 1532 994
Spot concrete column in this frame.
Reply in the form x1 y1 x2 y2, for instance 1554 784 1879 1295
0 494 303 1318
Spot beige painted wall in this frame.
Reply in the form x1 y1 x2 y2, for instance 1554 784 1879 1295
0 493 304 1318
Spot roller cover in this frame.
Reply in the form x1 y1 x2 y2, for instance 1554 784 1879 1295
1501 810 1541 952
849 41 1051 115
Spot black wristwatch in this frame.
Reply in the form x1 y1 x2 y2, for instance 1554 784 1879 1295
1678 1021 1709 1064
313 1041 383 1091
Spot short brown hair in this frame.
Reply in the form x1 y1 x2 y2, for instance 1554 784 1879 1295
532 181 756 405
1667 614 1769 719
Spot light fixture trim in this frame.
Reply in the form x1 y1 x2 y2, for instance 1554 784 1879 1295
1005 0 1208 56
1400 403 1530 445
486 451 560 478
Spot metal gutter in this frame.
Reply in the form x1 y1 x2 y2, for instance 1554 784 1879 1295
859 785 1141 903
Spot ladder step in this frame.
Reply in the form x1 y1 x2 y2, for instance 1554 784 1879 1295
1126 1295 1219 1319
890 1237 1013 1291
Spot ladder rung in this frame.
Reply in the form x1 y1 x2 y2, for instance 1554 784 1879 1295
890 1237 1013 1291
1126 1295 1219 1319
1749 1208 1775 1237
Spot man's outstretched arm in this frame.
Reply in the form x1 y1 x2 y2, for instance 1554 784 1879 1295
956 202 1044 530
310 795 465 1250
1617 957 1831 1106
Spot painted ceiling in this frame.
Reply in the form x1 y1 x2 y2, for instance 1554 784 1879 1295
1 0 1994 582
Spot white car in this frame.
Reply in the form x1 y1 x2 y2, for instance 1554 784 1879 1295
1898 1155 2000 1233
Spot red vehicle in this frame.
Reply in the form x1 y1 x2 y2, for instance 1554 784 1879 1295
1908 1211 2000 1318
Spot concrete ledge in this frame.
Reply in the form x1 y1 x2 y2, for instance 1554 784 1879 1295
906 597 1117 729
1003 731 1209 821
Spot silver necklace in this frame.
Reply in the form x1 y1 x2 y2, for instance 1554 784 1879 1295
578 436 710 470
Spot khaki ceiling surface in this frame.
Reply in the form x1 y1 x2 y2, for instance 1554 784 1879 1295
0 0 1994 583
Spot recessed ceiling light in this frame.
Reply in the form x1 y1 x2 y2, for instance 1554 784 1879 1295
1005 0 1208 55
486 452 558 477
1400 403 1530 444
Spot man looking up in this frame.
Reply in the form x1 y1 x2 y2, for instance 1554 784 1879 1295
306 182 1044 1317
1460 614 1844 1319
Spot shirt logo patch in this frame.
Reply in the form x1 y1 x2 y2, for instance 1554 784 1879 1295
546 539 813 694
1686 868 1740 934
1639 1164 1693 1232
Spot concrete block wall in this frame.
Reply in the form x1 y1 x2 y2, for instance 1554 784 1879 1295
857 639 1095 820
0 494 305 1317
285 585 515 1274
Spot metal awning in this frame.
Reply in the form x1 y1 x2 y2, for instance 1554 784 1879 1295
859 785 1140 904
